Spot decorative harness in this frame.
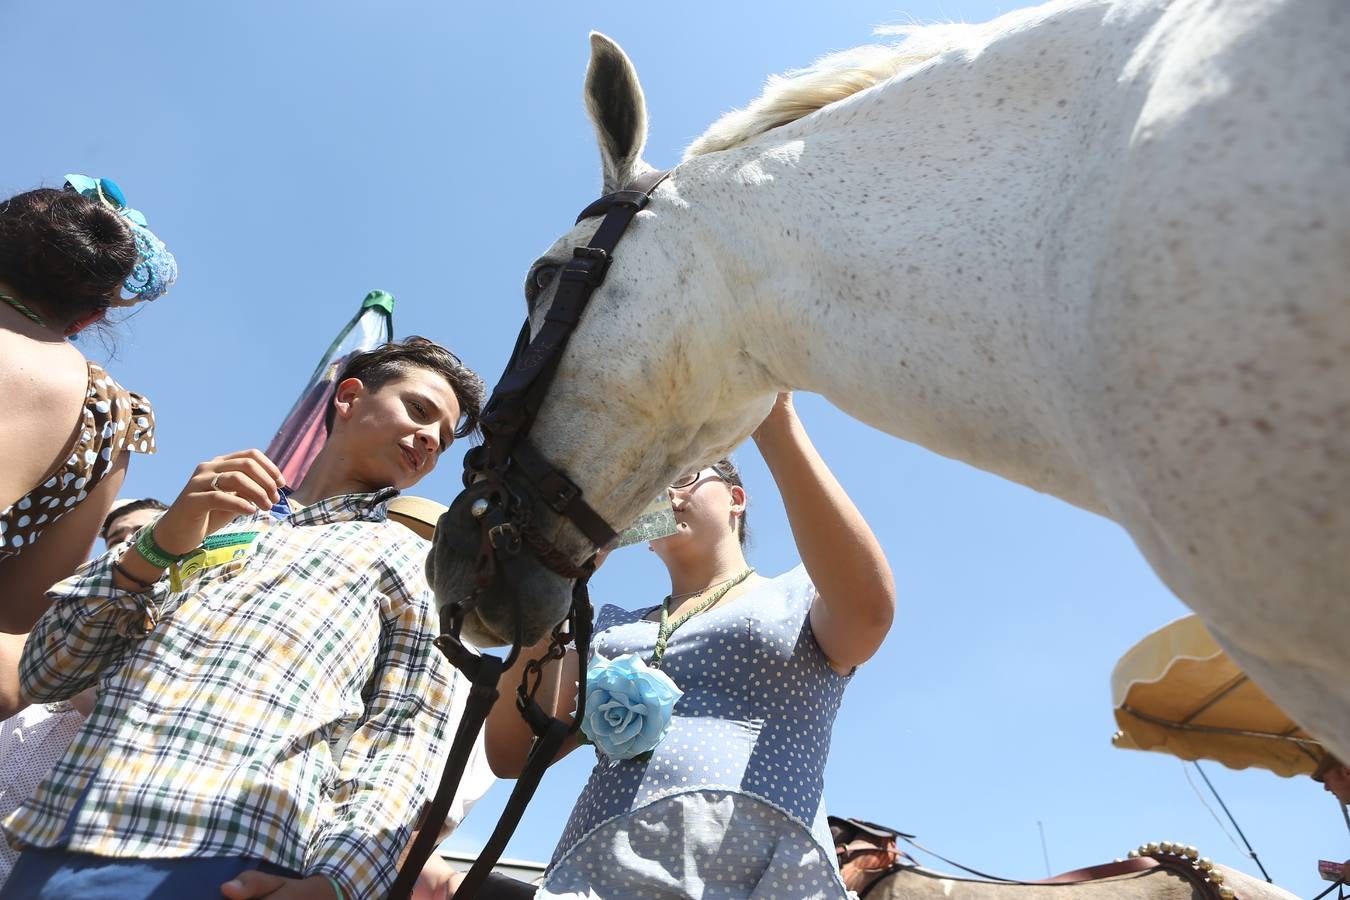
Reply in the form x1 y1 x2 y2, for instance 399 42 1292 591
387 170 671 900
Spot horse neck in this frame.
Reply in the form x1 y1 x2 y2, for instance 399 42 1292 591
675 3 1156 515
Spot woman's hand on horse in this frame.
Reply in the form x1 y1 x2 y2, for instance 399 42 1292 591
154 450 286 556
752 392 796 445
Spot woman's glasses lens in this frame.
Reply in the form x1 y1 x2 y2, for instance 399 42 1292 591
669 472 701 490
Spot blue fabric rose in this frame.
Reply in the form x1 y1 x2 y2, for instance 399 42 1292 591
580 653 683 761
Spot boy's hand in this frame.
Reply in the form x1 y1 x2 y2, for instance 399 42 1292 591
155 450 286 556
221 871 337 899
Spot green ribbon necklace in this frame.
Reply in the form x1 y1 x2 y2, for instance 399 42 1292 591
0 292 46 327
650 567 755 668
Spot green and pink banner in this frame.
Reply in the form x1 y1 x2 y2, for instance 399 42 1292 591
265 290 394 486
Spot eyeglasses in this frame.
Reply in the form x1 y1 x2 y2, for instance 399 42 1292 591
669 468 727 490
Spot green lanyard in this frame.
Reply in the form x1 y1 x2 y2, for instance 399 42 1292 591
650 567 755 669
0 292 46 327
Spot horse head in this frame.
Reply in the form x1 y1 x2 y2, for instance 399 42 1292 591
427 33 777 647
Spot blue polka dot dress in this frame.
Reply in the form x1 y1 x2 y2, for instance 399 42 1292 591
540 565 851 899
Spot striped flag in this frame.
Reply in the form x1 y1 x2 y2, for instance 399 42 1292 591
265 290 395 486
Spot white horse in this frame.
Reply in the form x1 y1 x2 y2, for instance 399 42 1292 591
429 0 1350 759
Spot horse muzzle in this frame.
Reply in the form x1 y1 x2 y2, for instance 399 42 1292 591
426 476 581 647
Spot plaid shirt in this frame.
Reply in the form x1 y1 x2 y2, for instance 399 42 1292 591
4 488 465 899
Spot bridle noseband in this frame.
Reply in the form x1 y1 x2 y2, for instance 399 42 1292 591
387 169 670 900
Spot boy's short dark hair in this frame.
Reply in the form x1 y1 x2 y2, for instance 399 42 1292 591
323 336 486 440
101 498 167 538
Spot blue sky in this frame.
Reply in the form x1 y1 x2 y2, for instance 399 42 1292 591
3 1 1339 895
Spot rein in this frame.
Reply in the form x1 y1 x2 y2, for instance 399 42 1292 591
386 170 671 900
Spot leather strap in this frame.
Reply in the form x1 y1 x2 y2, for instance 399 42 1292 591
450 581 594 899
389 172 667 900
475 169 671 553
452 719 569 897
483 168 669 445
511 441 616 547
1036 854 1224 896
385 649 504 899
1037 857 1160 883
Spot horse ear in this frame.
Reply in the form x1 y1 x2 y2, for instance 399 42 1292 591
585 33 650 194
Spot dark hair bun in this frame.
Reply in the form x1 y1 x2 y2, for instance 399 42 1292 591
0 187 137 318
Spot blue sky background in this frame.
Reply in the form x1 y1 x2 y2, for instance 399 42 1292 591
3 1 1339 895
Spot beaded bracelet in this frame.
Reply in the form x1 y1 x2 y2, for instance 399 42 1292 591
113 561 155 592
133 524 187 570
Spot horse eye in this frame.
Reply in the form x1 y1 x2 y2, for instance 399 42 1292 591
533 265 558 291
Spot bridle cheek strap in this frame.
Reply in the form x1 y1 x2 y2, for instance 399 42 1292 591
474 168 673 559
385 171 668 900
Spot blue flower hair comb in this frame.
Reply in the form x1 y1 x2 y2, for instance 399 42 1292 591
64 174 178 303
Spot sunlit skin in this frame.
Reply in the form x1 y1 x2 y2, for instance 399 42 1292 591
0 281 133 711
0 280 131 638
299 368 464 501
102 507 160 551
647 469 749 607
1322 764 1350 805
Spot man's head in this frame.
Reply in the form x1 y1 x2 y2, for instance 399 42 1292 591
102 498 167 550
1314 753 1350 804
324 336 486 492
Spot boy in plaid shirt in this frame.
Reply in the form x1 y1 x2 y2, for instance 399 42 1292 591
3 338 487 900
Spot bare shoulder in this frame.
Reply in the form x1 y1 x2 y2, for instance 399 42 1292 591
0 330 88 397
0 332 91 509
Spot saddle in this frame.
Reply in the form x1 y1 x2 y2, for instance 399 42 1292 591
829 816 915 893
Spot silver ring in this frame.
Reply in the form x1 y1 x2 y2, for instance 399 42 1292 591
210 473 223 491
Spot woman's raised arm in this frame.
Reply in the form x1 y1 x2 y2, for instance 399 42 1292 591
752 393 896 672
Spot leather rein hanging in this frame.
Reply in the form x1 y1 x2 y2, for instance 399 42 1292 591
387 169 671 900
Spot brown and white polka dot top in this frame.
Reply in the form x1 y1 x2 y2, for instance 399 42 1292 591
0 361 156 561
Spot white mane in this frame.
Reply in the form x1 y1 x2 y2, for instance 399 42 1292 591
682 23 996 160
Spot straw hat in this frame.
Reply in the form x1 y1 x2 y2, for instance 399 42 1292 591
387 495 447 541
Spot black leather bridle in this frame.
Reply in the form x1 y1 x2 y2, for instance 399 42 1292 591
387 169 671 900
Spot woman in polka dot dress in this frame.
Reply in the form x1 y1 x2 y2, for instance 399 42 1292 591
487 392 896 899
0 178 172 714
